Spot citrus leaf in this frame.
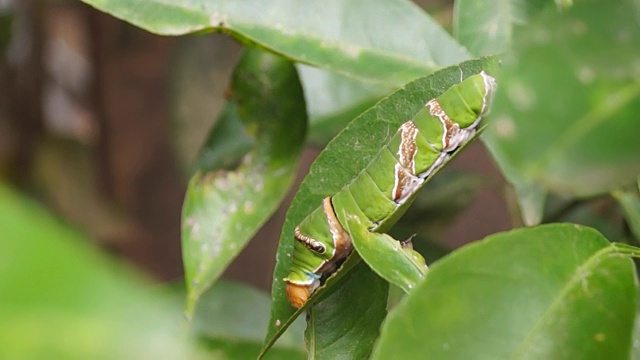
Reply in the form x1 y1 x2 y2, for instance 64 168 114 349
613 187 640 241
262 56 498 356
483 0 640 203
373 223 638 359
453 0 553 56
182 49 306 319
0 184 201 360
191 281 305 359
80 0 470 86
305 261 388 359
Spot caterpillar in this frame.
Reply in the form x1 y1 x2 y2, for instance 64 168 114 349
284 71 497 308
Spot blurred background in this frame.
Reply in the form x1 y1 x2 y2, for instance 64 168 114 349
0 0 511 290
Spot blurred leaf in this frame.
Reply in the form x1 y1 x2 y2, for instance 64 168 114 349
199 339 305 360
0 184 200 360
191 281 305 359
189 103 253 173
484 1 640 205
299 66 394 145
262 57 498 355
373 223 638 359
390 168 486 243
513 181 546 226
33 138 134 244
614 187 640 241
557 198 627 244
453 0 553 56
169 35 243 172
167 35 392 153
81 0 470 86
182 49 306 319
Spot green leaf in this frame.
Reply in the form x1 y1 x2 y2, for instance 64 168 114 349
182 49 306 319
513 182 546 226
453 0 553 56
613 187 640 241
344 213 426 294
188 103 253 173
306 261 388 359
550 197 627 244
191 281 305 359
168 35 249 173
373 223 638 359
199 339 305 360
262 57 498 356
0 184 200 360
483 0 640 200
300 65 394 145
80 0 470 85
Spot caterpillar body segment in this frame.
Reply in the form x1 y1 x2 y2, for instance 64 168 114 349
284 72 497 308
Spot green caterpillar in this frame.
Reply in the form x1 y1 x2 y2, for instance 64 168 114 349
284 71 497 308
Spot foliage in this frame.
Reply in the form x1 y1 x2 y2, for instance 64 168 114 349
3 0 640 359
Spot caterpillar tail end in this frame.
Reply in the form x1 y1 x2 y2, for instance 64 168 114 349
284 281 313 309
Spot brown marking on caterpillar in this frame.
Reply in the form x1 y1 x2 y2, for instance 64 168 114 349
398 121 418 174
389 121 424 203
294 227 326 254
392 164 423 204
316 197 352 274
426 98 460 151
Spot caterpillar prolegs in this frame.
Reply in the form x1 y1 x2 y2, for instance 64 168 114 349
284 72 497 308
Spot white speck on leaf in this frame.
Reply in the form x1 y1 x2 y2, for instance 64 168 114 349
275 319 281 327
570 20 587 36
616 29 631 44
508 81 536 111
244 201 254 214
254 179 264 192
228 203 238 213
340 43 361 59
532 28 551 44
485 21 499 37
576 66 596 84
494 116 516 138
185 217 201 238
